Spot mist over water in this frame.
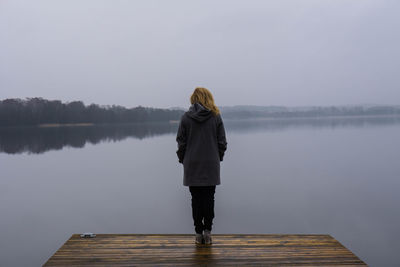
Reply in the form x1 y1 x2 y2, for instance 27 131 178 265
1 117 400 266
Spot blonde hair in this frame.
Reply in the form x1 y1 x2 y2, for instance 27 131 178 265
190 87 220 115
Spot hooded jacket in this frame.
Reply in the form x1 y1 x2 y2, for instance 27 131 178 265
176 102 227 186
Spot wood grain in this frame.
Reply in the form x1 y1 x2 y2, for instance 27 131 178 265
44 234 366 266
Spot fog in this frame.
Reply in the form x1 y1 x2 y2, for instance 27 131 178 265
1 0 399 107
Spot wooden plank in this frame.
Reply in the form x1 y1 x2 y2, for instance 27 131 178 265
44 234 366 266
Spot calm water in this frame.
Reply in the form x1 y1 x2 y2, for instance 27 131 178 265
1 117 400 266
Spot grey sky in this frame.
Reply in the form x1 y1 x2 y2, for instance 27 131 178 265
1 0 399 108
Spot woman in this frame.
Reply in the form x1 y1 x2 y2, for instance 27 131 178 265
176 87 228 245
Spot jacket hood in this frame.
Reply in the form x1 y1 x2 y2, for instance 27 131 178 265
186 102 213 122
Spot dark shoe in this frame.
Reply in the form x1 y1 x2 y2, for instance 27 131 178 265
195 233 203 244
203 230 212 245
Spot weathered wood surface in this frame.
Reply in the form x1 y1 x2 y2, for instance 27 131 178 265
44 234 366 266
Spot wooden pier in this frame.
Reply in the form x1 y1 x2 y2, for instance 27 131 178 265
44 234 366 266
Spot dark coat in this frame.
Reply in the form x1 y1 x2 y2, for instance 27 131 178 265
176 102 227 186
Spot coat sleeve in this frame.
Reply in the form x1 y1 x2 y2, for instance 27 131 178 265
217 115 227 161
176 116 187 164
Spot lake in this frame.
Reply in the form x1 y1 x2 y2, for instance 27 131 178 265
1 116 400 266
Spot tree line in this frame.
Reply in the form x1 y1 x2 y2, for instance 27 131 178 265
1 97 399 127
0 98 184 127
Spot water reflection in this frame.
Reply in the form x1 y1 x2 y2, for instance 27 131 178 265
1 115 400 266
225 115 400 133
1 116 399 154
0 122 177 154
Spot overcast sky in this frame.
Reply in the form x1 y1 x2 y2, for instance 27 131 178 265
1 0 399 108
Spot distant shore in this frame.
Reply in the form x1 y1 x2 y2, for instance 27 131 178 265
1 97 400 127
38 123 95 128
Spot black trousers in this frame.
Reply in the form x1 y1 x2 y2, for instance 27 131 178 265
189 185 216 234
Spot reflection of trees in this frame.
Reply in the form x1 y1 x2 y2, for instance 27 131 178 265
1 116 400 155
224 116 400 133
0 123 178 154
221 105 400 119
